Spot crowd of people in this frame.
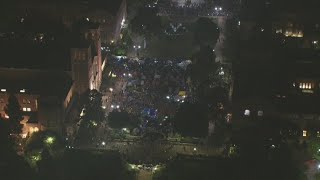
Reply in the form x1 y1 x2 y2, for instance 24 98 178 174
105 57 194 134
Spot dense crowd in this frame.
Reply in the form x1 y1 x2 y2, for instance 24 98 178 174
106 57 193 133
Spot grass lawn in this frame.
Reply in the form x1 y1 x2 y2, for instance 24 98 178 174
62 150 136 180
144 32 198 59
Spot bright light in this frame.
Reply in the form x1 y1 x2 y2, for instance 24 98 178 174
45 136 55 145
80 108 85 117
20 89 25 93
238 21 241 26
4 114 9 119
219 7 222 11
111 105 115 108
138 45 141 49
303 130 307 137
32 155 41 162
116 105 120 109
318 164 320 169
111 40 114 43
21 133 27 138
109 88 113 92
244 109 250 116
102 106 106 109
128 73 132 77
1 89 6 92
212 49 215 52
86 17 89 21
193 147 197 151
166 96 170 99
215 7 218 10
102 141 106 146
181 100 184 103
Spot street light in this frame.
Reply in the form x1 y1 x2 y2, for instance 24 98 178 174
116 105 120 109
102 141 106 146
109 88 113 92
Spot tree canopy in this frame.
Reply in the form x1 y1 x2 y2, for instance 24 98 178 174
108 111 135 129
193 17 219 46
130 7 162 36
174 103 208 137
76 89 106 145
5 94 23 134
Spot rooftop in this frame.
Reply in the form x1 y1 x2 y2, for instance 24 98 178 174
0 68 73 99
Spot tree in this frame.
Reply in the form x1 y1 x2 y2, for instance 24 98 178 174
193 17 219 46
190 45 216 85
0 117 13 154
108 111 133 129
130 7 162 37
5 94 23 134
174 103 208 137
0 117 37 180
37 148 57 180
76 90 106 145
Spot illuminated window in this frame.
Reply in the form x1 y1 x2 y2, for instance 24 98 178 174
23 107 27 111
1 89 6 92
257 110 263 117
27 108 31 112
302 83 306 89
244 109 250 116
5 114 9 118
34 127 39 132
20 89 25 93
303 130 307 137
299 83 303 89
317 131 320 138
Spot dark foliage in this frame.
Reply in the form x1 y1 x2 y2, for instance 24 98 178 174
5 94 23 134
174 103 208 137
